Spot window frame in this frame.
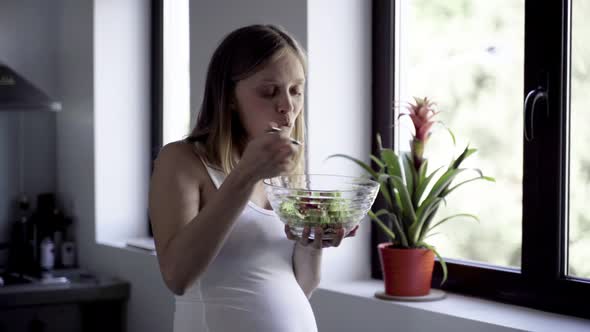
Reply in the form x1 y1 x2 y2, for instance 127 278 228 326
151 0 163 163
371 0 590 319
149 0 163 237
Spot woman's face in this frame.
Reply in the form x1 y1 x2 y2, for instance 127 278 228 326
233 50 305 140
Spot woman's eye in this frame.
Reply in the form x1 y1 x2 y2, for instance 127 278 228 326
290 86 303 96
260 87 277 98
259 86 303 98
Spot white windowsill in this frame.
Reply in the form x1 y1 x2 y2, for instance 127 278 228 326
318 280 590 332
97 237 156 256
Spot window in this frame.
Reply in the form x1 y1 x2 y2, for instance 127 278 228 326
162 0 190 146
396 0 523 269
151 0 191 159
149 0 190 237
372 0 590 319
568 0 590 280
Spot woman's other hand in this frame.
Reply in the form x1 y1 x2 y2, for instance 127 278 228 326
285 224 359 250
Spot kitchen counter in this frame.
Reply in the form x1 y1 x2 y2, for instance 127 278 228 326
0 269 130 332
0 269 130 307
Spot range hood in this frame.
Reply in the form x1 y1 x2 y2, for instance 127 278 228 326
0 62 62 112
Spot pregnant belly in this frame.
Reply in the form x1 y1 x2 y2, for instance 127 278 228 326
201 279 317 332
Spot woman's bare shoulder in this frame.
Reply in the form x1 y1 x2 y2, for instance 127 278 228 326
153 140 208 182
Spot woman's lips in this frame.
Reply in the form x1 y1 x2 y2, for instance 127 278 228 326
277 118 291 128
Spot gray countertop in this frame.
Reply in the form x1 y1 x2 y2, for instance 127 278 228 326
0 269 130 308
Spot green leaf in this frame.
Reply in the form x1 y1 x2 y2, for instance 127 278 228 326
418 205 441 242
428 213 479 233
368 210 397 241
373 209 389 217
414 164 444 206
418 159 428 185
379 173 409 236
380 148 402 179
377 133 400 215
411 197 444 244
424 232 440 239
419 242 448 285
412 159 428 206
327 154 378 180
442 175 489 197
451 146 477 169
390 175 416 225
376 173 403 217
472 168 484 177
376 173 394 207
402 153 416 200
426 168 463 200
436 121 456 146
376 133 384 151
389 212 409 247
393 189 403 216
371 155 385 169
371 209 409 247
377 173 390 183
378 150 404 217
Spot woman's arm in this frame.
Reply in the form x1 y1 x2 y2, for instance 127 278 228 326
293 242 323 299
149 143 257 295
289 225 357 299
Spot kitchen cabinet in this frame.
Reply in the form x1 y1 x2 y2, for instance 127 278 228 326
0 304 80 332
0 269 129 332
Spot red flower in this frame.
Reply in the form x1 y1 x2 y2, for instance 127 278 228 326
401 97 440 169
406 97 439 144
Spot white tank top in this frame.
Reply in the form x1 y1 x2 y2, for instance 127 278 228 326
173 158 318 332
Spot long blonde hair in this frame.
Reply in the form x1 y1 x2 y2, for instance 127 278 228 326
186 24 307 176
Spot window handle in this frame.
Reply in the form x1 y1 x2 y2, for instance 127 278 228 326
524 86 549 142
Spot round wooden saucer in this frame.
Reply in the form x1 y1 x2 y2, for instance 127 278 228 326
374 289 446 302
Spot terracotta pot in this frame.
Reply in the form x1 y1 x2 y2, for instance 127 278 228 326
378 242 435 296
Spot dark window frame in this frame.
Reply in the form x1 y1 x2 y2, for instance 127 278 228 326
149 0 163 237
371 0 590 320
151 0 163 163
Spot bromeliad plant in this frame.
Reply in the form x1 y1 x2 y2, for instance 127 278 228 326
330 97 494 284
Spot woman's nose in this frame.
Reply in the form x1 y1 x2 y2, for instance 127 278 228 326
277 95 294 114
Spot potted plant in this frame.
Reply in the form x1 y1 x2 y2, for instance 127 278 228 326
330 97 494 297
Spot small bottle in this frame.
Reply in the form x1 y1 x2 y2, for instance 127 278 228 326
40 237 55 271
61 241 76 268
31 193 56 271
51 208 65 268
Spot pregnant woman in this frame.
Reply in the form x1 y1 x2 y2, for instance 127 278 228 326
149 24 358 332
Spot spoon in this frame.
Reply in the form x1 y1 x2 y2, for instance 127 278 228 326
266 127 303 146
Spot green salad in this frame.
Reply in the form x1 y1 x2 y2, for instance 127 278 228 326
278 191 353 230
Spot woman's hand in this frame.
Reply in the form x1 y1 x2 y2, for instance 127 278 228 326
285 225 360 250
237 122 298 181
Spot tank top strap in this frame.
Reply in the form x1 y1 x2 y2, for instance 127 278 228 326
196 153 226 189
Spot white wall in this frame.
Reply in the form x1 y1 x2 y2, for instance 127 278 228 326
56 1 173 331
307 0 373 283
0 0 58 253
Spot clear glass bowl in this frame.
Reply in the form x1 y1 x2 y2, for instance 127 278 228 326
263 174 380 240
